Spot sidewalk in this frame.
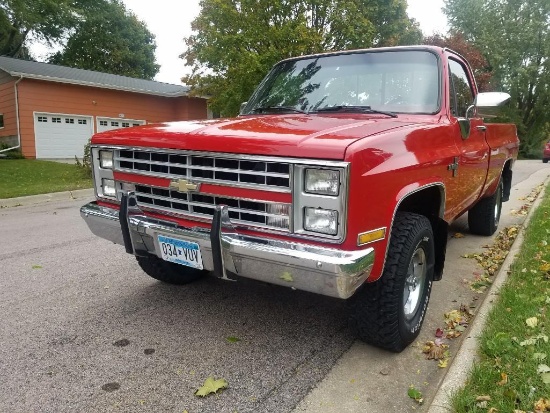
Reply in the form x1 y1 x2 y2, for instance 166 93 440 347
294 166 550 412
0 188 94 208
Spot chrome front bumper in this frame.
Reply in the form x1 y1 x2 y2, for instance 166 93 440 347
80 195 374 299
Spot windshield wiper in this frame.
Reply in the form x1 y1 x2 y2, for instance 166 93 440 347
314 105 397 118
251 105 306 114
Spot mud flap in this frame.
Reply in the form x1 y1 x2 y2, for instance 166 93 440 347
433 217 448 281
502 167 512 202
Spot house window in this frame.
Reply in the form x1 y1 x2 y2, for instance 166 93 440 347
65 118 75 124
78 119 87 125
52 117 61 123
133 123 140 127
38 116 48 122
122 122 130 127
111 121 119 127
99 120 108 126
0 114 3 128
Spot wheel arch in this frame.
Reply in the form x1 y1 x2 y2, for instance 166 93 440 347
483 157 514 200
389 183 448 281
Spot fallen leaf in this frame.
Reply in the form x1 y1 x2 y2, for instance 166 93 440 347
497 372 508 386
527 317 539 328
195 377 228 397
542 373 550 385
32 264 42 269
477 401 488 408
452 232 465 238
422 341 448 360
226 336 240 343
520 335 549 346
476 395 492 402
280 272 293 282
534 398 550 411
537 364 550 374
435 328 444 338
534 353 547 361
407 385 423 404
438 358 448 368
488 408 498 413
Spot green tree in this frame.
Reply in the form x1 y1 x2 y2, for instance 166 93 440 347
0 0 75 58
182 0 422 116
444 0 550 157
424 32 493 92
49 0 159 80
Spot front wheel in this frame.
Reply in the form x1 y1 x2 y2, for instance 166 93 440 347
468 179 503 236
350 212 434 352
136 255 206 285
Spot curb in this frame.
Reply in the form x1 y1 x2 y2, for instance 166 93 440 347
0 188 94 208
427 179 549 412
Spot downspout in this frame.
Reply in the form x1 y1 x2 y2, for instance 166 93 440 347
0 75 23 154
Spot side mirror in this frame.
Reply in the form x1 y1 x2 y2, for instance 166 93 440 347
474 92 511 118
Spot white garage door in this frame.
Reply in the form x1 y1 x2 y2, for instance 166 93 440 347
97 117 145 134
34 113 94 159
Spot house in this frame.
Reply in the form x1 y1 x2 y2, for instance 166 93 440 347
0 56 208 159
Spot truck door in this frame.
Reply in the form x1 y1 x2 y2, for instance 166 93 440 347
447 58 489 215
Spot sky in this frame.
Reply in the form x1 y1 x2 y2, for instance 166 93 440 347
32 0 448 85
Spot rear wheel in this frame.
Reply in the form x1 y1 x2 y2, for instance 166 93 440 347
350 212 434 352
543 158 549 164
468 179 503 236
136 255 206 285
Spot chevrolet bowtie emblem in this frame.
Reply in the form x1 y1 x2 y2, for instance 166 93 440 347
169 179 200 193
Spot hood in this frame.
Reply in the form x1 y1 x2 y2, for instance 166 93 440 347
92 114 415 160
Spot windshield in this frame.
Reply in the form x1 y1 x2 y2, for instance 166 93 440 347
242 50 440 115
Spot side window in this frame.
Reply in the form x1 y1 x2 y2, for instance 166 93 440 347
448 59 474 117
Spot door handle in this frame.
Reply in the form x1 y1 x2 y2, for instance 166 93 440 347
476 125 487 132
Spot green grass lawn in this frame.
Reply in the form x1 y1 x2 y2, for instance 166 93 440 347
0 159 93 199
452 184 550 412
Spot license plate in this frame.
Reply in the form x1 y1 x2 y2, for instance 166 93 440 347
157 235 203 270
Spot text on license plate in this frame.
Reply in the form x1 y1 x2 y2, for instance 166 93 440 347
157 235 203 270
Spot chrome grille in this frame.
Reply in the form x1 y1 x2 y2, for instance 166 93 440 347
116 149 291 190
134 184 290 230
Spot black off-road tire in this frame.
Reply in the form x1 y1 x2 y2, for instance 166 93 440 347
468 179 503 236
349 212 435 352
543 158 549 164
136 255 206 285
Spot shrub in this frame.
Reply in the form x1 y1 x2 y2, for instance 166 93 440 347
0 143 24 159
75 139 92 178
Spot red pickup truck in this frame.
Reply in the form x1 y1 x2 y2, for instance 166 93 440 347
81 46 519 352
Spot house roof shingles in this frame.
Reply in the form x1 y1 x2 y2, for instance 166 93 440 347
0 56 189 97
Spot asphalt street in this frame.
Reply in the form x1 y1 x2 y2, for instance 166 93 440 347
0 160 548 413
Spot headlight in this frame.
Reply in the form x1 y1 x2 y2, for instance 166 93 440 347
304 208 338 235
305 169 340 196
99 150 114 169
102 178 117 197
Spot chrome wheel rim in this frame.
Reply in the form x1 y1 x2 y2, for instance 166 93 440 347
403 245 427 321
